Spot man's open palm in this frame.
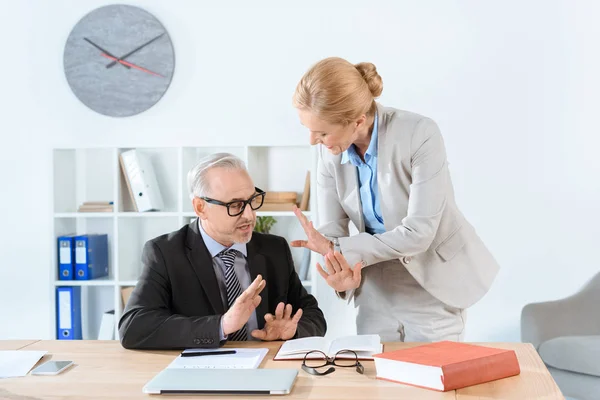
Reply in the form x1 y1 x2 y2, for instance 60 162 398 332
251 303 303 341
222 275 265 335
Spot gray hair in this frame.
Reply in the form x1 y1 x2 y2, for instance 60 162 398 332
187 153 247 199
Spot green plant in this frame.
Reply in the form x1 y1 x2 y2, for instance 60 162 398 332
255 216 277 234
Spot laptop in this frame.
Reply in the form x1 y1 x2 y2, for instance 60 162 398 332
142 368 298 395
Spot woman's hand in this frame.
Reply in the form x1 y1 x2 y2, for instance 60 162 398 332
317 251 363 292
290 205 333 256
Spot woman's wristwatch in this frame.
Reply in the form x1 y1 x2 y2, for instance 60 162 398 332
330 237 341 253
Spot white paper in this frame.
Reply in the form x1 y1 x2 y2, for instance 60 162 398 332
0 351 47 378
167 348 268 370
275 334 382 360
329 334 382 355
276 336 330 356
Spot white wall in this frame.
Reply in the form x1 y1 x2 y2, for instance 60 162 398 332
1 0 599 341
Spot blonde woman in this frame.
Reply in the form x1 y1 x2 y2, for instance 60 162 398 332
291 57 499 342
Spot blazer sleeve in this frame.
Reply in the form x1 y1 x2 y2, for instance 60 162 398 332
338 118 449 267
118 241 224 350
281 237 327 337
316 145 351 239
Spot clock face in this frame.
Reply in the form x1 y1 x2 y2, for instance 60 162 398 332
63 5 175 117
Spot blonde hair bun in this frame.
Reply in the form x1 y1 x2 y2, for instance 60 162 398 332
354 62 383 98
293 57 383 124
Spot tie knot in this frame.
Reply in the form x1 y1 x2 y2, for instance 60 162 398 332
219 248 238 257
218 249 238 267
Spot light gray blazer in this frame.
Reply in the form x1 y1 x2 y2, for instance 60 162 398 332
316 103 500 309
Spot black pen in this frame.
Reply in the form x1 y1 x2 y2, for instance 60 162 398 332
181 350 237 357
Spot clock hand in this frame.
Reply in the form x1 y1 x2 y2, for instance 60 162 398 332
100 53 164 77
105 32 165 69
83 38 130 69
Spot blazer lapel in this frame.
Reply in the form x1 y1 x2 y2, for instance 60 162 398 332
340 159 366 233
246 240 268 329
375 103 392 231
185 221 225 315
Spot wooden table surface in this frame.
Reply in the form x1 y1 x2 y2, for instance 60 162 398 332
0 340 39 350
0 341 564 400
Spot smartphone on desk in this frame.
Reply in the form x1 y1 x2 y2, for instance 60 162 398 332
31 360 74 375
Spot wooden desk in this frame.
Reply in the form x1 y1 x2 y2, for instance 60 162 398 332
0 341 564 399
0 340 38 350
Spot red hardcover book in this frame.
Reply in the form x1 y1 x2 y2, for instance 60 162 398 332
373 341 520 391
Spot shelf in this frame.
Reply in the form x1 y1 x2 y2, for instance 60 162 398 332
183 211 311 218
117 212 180 218
54 278 115 286
118 217 180 281
117 279 310 287
55 212 185 218
257 211 311 217
51 145 318 341
54 212 114 218
118 281 138 286
55 279 311 287
118 147 179 213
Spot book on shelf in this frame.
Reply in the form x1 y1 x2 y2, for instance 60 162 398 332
274 334 383 361
264 191 297 204
372 341 520 392
259 170 310 212
77 201 114 213
259 202 297 212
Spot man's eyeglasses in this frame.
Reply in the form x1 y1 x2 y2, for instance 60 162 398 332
301 350 364 376
200 187 265 217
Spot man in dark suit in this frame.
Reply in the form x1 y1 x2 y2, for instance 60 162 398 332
119 153 326 349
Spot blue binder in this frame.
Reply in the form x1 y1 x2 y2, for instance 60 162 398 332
74 234 109 280
57 235 76 280
56 286 82 340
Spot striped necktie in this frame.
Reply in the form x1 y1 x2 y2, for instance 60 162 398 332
218 249 248 341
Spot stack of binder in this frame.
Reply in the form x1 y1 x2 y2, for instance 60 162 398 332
57 234 109 280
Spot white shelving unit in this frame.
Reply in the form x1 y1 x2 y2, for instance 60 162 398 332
51 146 318 340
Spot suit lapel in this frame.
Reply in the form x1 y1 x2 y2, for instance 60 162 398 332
375 102 390 231
185 220 225 315
246 239 268 329
340 158 366 233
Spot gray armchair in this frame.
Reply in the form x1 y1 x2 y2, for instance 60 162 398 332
521 272 600 400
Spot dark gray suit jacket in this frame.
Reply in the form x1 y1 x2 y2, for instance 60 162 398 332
118 221 326 349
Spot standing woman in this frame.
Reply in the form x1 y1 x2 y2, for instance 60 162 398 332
291 57 499 342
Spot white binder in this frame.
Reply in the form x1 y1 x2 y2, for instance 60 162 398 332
119 149 164 212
